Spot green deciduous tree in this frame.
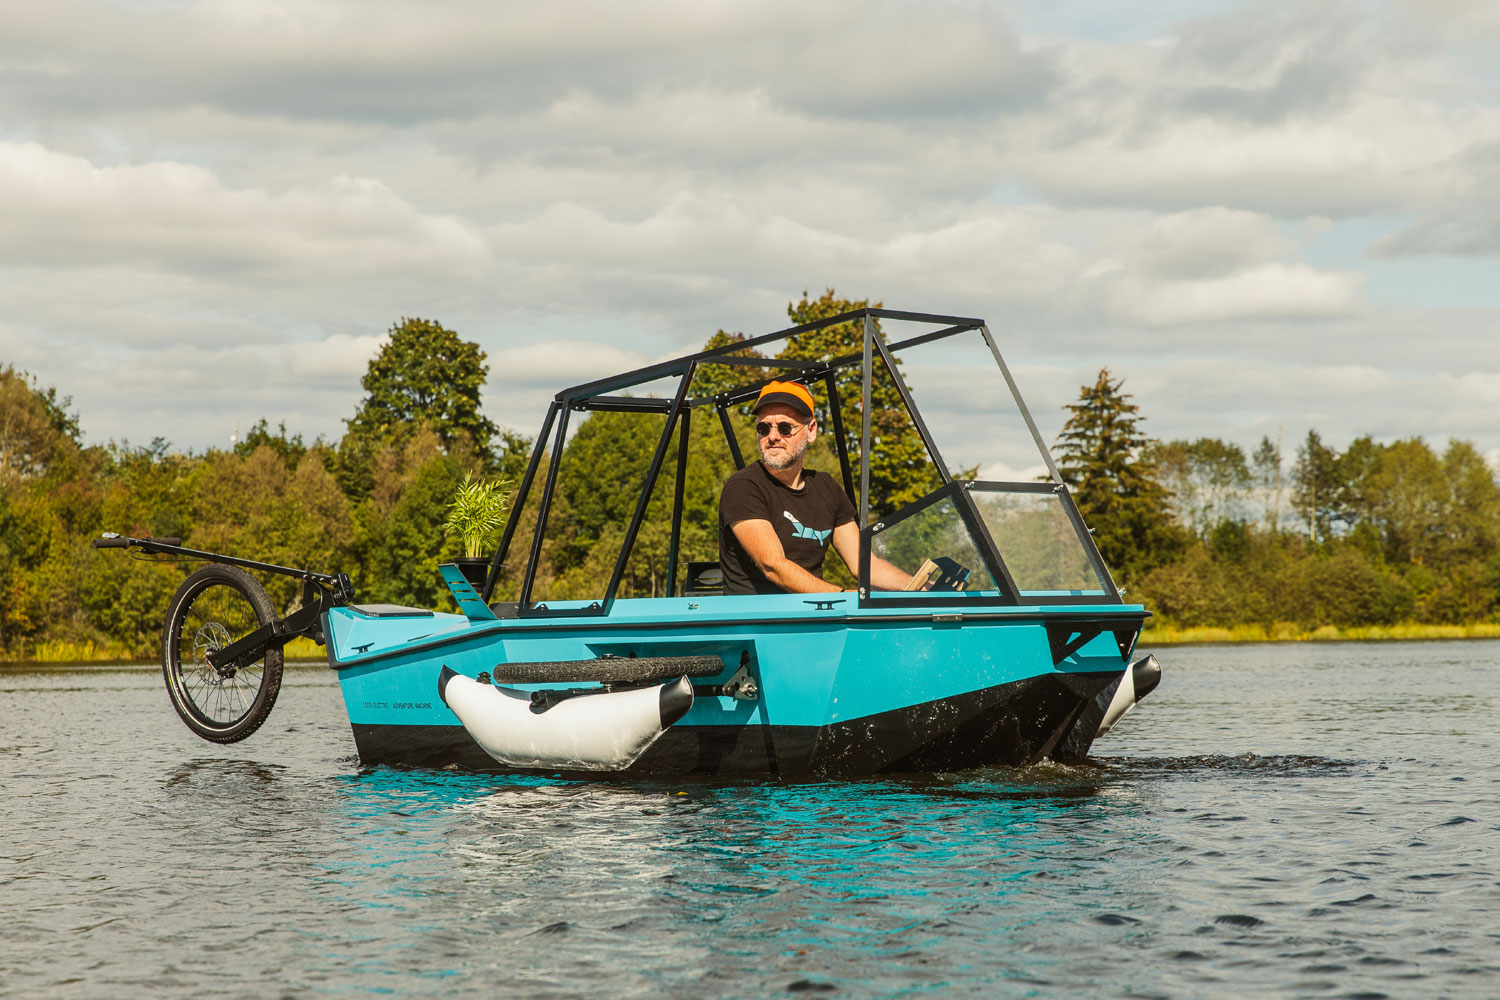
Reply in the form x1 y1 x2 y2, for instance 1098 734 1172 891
353 426 468 609
1360 437 1446 565
1441 441 1500 565
188 445 355 612
1147 437 1252 538
781 289 939 516
530 406 738 601
235 418 308 469
1 364 82 485
345 317 498 465
75 540 187 652
692 330 769 406
11 306 1500 660
0 368 107 655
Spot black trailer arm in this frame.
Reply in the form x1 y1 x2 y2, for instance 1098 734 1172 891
93 532 355 667
93 533 352 594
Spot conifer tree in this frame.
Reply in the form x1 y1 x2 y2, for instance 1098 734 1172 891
1290 429 1341 543
1251 432 1284 535
1054 368 1181 579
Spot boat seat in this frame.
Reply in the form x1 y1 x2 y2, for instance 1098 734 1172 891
683 561 723 596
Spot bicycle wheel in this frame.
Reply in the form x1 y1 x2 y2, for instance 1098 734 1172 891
161 564 284 743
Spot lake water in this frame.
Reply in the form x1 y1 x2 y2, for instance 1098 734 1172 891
4 640 1499 999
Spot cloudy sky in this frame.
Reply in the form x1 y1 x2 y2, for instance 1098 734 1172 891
3 0 1498 475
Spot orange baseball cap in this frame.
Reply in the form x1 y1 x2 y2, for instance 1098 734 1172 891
753 381 814 419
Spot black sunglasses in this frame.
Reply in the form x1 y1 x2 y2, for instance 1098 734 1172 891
755 420 803 437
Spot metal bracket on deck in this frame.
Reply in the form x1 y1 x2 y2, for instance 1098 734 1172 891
1045 620 1140 665
720 662 759 701
692 651 759 701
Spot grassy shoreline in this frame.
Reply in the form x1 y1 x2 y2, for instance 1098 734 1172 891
1140 622 1500 645
5 635 328 666
5 626 1499 665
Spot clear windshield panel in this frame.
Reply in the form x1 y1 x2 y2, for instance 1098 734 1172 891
869 495 998 594
885 326 1060 485
971 489 1111 596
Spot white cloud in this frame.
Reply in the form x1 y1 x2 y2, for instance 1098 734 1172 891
0 0 1495 467
1189 357 1394 392
96 335 384 398
1125 207 1296 278
1 0 1059 126
977 459 1051 482
1373 142 1500 256
0 142 491 276
484 197 1366 331
1106 262 1363 326
1396 0 1500 40
0 321 48 366
1094 356 1500 459
1005 98 1494 217
285 333 386 380
488 341 652 387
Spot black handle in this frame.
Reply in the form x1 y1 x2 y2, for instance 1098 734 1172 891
92 535 182 549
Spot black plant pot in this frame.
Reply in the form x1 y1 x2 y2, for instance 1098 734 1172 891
453 557 490 590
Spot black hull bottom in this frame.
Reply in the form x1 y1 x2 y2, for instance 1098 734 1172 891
349 670 1122 778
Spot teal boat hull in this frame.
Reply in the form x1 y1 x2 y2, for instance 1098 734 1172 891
325 593 1149 777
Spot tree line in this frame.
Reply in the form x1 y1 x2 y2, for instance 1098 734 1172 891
1057 371 1500 628
3 295 1497 659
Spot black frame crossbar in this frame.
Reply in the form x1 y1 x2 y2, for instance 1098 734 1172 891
553 308 982 403
480 307 1122 613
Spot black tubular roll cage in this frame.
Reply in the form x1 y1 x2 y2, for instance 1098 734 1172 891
479 308 1123 615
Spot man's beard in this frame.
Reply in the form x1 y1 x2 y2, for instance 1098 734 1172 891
760 437 806 471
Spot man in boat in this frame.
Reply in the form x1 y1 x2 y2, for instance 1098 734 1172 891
718 380 912 595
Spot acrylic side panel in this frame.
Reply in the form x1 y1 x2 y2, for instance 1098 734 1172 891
885 327 1061 486
868 494 999 593
971 489 1111 597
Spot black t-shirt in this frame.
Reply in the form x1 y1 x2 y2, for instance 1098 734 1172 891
718 463 858 595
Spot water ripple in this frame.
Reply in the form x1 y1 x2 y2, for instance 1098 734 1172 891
4 646 1500 997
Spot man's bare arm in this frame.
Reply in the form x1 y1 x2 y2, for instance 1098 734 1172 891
829 521 912 591
730 519 841 593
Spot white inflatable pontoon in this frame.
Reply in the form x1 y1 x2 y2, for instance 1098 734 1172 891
437 667 694 771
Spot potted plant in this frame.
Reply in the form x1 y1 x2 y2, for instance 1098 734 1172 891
442 473 511 589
